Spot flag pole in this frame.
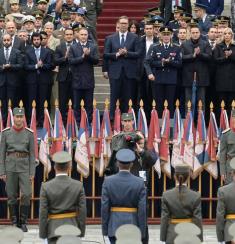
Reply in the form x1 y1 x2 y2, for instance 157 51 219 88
80 99 85 183
187 101 191 188
220 100 226 186
198 100 203 193
68 99 73 177
163 100 168 191
44 100 49 182
209 102 214 219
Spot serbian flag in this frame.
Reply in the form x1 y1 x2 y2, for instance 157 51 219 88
75 108 90 177
66 107 78 155
137 107 148 138
160 108 171 178
39 107 52 174
181 109 194 170
204 111 219 179
30 106 39 162
50 108 65 155
0 104 4 141
171 107 183 168
193 110 206 178
128 107 137 130
147 108 161 178
90 107 100 158
6 107 14 127
230 109 235 128
97 109 113 176
113 104 121 135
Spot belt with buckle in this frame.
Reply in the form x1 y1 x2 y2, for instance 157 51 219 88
48 212 77 220
7 152 29 158
170 218 193 224
110 207 137 213
226 214 235 220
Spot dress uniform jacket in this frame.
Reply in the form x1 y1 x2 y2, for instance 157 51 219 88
219 129 235 184
144 43 182 85
198 15 213 37
0 127 35 176
216 181 235 242
101 171 147 239
213 42 235 92
160 185 203 243
39 175 86 240
181 38 212 87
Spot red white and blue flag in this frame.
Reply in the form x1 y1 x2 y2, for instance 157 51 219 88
114 105 121 135
160 108 171 178
90 107 100 158
0 104 4 141
137 107 148 138
30 107 39 162
204 111 219 179
147 107 161 178
171 107 183 168
75 108 90 177
6 107 14 127
128 107 137 130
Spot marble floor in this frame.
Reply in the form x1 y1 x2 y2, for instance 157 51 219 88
0 225 219 243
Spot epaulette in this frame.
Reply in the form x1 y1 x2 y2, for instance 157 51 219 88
25 127 34 133
222 128 231 134
1 127 10 132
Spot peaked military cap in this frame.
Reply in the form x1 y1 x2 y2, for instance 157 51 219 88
228 222 235 238
0 226 24 242
9 0 19 4
0 12 5 19
194 3 208 11
57 236 82 244
147 7 161 15
72 22 85 31
23 15 35 24
173 5 185 13
150 15 164 25
174 235 201 244
175 164 190 174
52 151 72 164
159 26 173 34
69 6 78 13
175 222 201 235
180 12 192 21
217 15 230 23
188 18 199 28
55 224 81 236
61 11 70 20
37 0 48 4
33 10 44 19
76 7 86 16
116 149 136 164
13 107 25 116
116 224 141 241
121 113 134 121
230 157 235 170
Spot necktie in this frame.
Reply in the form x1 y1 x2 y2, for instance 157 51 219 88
165 45 168 49
67 43 71 50
211 41 215 47
35 48 40 61
120 34 125 48
5 48 9 63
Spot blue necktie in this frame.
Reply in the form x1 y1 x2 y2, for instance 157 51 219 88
120 34 125 48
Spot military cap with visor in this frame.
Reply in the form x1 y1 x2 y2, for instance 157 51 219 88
175 163 190 174
13 107 25 116
116 149 136 164
52 151 72 164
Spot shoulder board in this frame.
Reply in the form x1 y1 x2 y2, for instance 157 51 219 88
25 127 34 133
222 128 231 134
2 127 10 132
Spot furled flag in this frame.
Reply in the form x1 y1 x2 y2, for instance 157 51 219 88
0 102 4 141
160 107 171 178
204 110 219 179
181 108 194 170
30 104 39 162
66 105 78 155
90 106 100 159
97 108 113 176
128 106 137 130
6 107 14 127
113 101 121 135
50 107 66 155
171 106 183 168
137 104 148 138
193 109 206 178
147 106 161 178
39 107 53 174
75 107 90 177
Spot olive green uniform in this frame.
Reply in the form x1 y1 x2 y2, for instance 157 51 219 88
219 128 235 184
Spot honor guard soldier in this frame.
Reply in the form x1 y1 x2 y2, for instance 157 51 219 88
101 149 147 244
216 158 235 244
219 111 235 185
160 164 203 243
168 6 185 31
39 151 86 244
0 107 35 232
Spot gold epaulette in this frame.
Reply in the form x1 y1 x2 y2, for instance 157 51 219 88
222 128 231 134
25 127 34 133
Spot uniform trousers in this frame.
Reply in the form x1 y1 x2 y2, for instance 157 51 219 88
6 171 31 206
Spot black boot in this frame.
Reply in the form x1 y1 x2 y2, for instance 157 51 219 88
20 205 29 232
8 204 18 227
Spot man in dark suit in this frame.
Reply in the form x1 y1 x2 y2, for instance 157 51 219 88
104 16 140 120
160 0 192 24
0 34 22 124
68 27 99 124
196 0 224 15
101 149 146 244
54 28 74 125
39 151 86 243
24 32 54 125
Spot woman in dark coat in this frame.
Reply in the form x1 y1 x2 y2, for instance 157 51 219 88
214 27 235 108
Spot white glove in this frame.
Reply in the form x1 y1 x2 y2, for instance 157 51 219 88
104 236 111 244
44 240 48 244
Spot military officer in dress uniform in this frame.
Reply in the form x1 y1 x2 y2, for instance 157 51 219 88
101 149 147 244
219 111 235 185
216 158 235 244
144 26 182 116
39 151 86 244
0 107 35 232
160 164 203 243
168 5 185 31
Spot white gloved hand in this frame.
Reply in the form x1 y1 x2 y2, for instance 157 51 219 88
44 239 48 244
104 236 111 244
